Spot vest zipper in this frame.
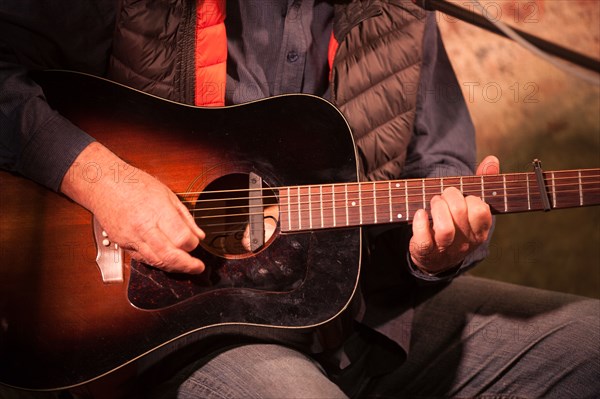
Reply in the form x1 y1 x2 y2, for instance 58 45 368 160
178 0 197 105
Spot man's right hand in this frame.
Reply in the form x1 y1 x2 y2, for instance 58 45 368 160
60 142 206 274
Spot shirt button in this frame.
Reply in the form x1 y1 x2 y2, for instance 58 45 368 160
287 51 299 63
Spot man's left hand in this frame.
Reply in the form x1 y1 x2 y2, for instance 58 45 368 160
409 155 499 275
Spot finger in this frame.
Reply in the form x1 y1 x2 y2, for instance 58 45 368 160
410 208 434 260
440 187 470 237
241 224 251 252
174 197 206 240
158 202 203 252
465 195 492 244
158 216 200 253
476 155 500 176
141 225 205 274
264 216 277 242
128 240 161 267
429 195 455 251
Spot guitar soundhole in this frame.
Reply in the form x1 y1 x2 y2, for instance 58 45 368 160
192 173 279 257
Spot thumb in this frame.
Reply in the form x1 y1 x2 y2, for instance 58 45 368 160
476 155 500 176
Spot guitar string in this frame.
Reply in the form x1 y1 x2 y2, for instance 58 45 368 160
178 173 600 206
183 181 600 213
177 178 600 205
198 186 600 235
173 170 600 198
190 187 600 227
189 183 600 216
175 169 600 227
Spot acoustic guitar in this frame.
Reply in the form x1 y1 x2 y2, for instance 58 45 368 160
0 71 598 391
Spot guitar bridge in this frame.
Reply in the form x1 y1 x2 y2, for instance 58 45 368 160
92 216 124 283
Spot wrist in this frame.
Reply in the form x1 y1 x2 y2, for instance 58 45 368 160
60 142 129 211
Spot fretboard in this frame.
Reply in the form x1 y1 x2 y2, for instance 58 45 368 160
278 168 600 233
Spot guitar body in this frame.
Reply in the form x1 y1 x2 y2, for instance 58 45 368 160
0 71 361 390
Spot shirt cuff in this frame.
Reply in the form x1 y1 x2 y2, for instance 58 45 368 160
405 251 464 283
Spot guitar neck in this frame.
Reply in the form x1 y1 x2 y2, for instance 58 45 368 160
279 168 600 232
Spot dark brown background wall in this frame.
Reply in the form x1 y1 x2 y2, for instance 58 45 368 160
439 0 599 297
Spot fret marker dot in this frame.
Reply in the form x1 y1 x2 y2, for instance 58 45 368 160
397 213 403 219
492 191 497 196
351 201 356 206
396 183 400 188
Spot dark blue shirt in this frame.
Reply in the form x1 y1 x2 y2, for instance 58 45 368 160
225 0 334 104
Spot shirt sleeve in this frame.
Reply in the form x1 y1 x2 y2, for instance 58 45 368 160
0 61 95 191
0 1 115 191
400 13 492 282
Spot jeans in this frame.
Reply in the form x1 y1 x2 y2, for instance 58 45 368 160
154 276 599 399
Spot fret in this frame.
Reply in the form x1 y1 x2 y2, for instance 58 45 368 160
372 182 377 224
502 174 508 212
297 186 302 230
319 185 324 228
440 177 444 193
579 171 583 206
551 172 557 208
526 173 531 210
308 185 313 229
481 175 485 201
460 176 464 193
404 180 409 221
388 181 393 222
311 185 319 229
421 178 426 209
287 187 292 231
345 184 349 226
358 183 363 226
279 188 288 231
331 185 337 228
